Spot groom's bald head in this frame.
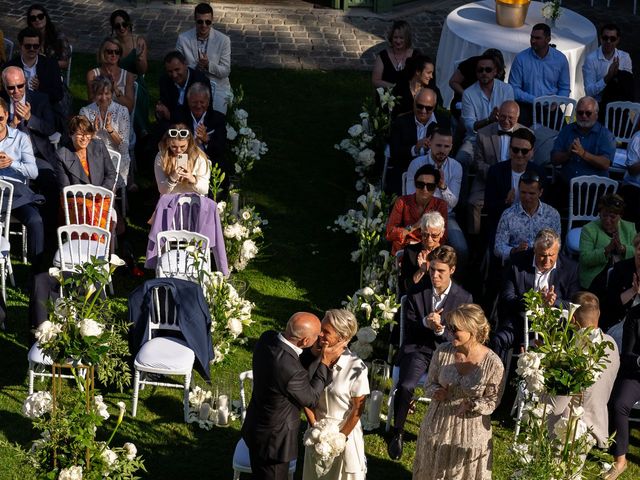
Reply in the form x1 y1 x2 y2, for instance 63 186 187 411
285 312 321 348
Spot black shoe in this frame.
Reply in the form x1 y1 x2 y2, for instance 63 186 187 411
387 431 403 460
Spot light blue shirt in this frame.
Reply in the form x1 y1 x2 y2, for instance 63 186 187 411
405 153 462 211
494 201 561 261
0 126 38 183
582 47 633 101
461 80 514 138
624 131 640 188
508 47 571 104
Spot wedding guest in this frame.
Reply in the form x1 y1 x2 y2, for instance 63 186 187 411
241 312 343 480
26 4 71 71
604 233 640 331
388 246 472 460
399 211 445 295
508 23 570 126
392 55 442 118
405 127 467 265
620 128 640 229
412 303 504 480
579 194 636 292
385 164 448 255
153 124 210 195
583 24 634 121
176 2 231 114
86 38 135 114
302 309 369 480
607 302 640 480
546 292 619 449
372 20 417 89
110 9 150 138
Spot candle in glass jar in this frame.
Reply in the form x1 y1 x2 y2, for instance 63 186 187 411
218 394 229 409
218 406 229 425
230 193 240 215
368 390 383 425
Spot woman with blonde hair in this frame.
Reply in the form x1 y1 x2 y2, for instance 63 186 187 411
154 124 210 195
86 37 134 113
413 304 504 480
303 309 369 480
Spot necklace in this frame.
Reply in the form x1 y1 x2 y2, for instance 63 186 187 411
391 49 406 71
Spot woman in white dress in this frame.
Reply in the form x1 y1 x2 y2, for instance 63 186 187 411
303 309 369 480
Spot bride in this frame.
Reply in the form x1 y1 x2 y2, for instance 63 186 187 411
302 309 370 480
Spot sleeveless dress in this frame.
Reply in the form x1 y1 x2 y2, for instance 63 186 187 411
119 46 150 137
412 343 505 480
302 349 369 480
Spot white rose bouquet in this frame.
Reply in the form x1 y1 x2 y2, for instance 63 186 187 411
541 1 561 21
218 200 267 272
303 419 347 477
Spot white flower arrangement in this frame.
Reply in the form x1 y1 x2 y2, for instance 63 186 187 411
303 419 347 477
58 466 83 480
22 391 53 419
187 386 238 430
344 286 399 354
541 1 561 21
218 201 267 272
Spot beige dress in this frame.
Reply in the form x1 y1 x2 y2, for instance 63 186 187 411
413 343 504 480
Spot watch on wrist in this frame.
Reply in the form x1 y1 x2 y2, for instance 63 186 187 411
440 184 448 191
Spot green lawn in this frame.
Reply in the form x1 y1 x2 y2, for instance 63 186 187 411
0 54 638 479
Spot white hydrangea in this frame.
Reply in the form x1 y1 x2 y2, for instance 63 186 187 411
58 466 83 480
226 125 237 141
22 391 53 419
356 326 377 343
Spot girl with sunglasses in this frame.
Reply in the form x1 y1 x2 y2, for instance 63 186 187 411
86 37 134 114
154 124 211 195
26 4 71 71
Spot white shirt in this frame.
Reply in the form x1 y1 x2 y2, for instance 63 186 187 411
461 79 514 139
277 333 303 356
410 114 437 157
499 132 512 162
175 69 191 106
583 47 633 101
405 153 462 211
21 56 38 90
534 259 557 292
511 170 524 198
422 281 452 331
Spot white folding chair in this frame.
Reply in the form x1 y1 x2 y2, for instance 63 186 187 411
0 179 15 301
605 101 640 173
27 342 87 394
511 310 540 439
54 225 111 271
232 370 296 480
532 95 577 132
131 286 195 422
107 148 127 219
385 295 430 432
565 175 619 255
3 38 13 61
62 185 115 228
155 230 210 281
171 194 201 230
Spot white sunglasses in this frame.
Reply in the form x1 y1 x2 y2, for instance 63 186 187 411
168 129 190 138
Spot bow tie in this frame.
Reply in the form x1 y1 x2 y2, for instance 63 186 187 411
497 130 512 136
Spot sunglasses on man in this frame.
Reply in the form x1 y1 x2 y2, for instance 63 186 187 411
196 19 213 25
415 103 435 112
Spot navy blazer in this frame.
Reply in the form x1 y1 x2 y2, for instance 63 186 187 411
404 282 473 354
158 67 212 128
500 249 580 320
6 54 64 105
128 278 213 381
175 108 226 165
55 138 117 190
241 330 332 463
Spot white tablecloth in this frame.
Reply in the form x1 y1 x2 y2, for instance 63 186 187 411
436 0 598 108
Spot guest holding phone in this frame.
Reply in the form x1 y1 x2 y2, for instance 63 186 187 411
154 124 210 195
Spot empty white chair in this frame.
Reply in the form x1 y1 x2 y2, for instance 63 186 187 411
54 225 111 271
131 286 195 422
155 230 210 281
232 370 296 480
532 95 577 132
0 180 14 302
565 175 619 255
605 101 640 173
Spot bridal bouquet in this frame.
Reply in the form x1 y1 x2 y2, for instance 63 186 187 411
303 419 347 477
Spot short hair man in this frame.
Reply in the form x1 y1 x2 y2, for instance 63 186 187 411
494 172 561 262
551 96 616 186
491 229 579 364
582 24 633 119
184 82 226 170
405 127 468 264
508 23 570 126
468 100 523 234
546 292 619 449
387 246 472 460
175 3 231 114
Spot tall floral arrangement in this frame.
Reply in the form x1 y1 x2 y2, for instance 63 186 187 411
510 290 613 479
217 200 267 272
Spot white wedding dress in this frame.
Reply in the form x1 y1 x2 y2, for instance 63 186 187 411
302 349 370 480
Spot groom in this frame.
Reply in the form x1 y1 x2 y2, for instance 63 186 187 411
241 312 343 480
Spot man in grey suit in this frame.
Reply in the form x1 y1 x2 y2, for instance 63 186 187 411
545 292 619 448
467 100 524 234
176 2 231 114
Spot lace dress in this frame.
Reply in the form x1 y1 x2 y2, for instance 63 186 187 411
413 343 504 480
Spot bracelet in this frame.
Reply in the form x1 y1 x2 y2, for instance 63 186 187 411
107 129 114 134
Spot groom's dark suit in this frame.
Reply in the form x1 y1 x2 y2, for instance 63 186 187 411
241 330 332 480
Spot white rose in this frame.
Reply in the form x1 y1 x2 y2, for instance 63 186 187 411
58 466 83 480
216 201 226 215
226 125 237 140
357 148 376 167
34 320 63 344
22 391 53 418
356 326 377 343
241 239 258 261
361 287 374 297
348 124 363 137
79 318 103 337
241 211 251 220
227 317 243 338
123 442 137 460
101 448 118 469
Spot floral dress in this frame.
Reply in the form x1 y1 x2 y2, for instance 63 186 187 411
413 343 504 480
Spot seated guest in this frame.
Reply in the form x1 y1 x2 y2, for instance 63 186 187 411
456 54 514 168
508 23 570 126
583 24 633 122
494 172 561 263
176 2 231 114
391 55 442 118
399 211 445 295
620 128 640 230
579 194 636 291
0 98 43 271
86 37 135 114
385 164 448 255
605 234 640 332
388 88 439 194
154 124 211 196
387 246 472 460
79 76 130 187
156 50 212 131
468 101 523 235
405 127 467 264
371 20 417 90
491 228 579 365
26 4 71 71
546 292 619 449
607 302 640 480
551 96 616 194
484 127 546 242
